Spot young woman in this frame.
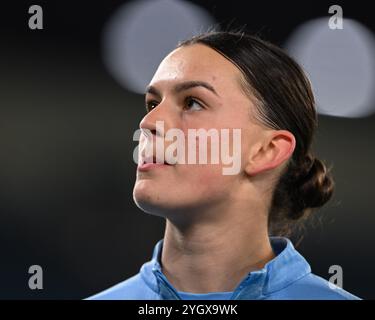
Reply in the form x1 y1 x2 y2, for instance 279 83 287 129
89 31 360 300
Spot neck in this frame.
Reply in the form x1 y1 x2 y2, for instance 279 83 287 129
160 203 275 293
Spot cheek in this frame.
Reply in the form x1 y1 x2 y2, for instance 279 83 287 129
176 164 233 197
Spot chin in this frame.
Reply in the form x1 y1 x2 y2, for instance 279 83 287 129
133 182 172 217
133 179 212 220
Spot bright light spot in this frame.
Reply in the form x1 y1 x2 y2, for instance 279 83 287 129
102 0 216 94
285 18 375 118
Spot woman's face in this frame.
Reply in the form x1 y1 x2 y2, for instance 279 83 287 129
133 44 270 220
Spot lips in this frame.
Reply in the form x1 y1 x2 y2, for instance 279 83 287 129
137 154 174 172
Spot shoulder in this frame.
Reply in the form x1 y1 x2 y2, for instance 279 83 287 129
86 273 159 300
266 272 361 300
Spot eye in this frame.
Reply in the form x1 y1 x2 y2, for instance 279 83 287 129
184 97 204 111
145 100 159 113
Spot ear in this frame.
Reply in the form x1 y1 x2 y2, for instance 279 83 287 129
244 130 296 177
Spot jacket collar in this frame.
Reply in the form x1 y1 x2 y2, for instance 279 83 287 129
140 237 311 300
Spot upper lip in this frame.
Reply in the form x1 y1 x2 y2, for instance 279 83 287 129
141 155 172 165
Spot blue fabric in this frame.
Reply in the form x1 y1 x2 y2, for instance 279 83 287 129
177 291 233 300
87 237 361 300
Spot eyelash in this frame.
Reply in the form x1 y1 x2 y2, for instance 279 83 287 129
145 96 205 113
145 100 156 112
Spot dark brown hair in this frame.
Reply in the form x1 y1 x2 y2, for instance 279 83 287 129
178 31 335 238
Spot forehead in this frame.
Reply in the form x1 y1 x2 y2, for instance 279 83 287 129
149 44 243 91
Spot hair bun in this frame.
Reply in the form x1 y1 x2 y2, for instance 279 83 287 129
288 154 335 219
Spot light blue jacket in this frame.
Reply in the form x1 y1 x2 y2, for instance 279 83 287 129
88 237 360 300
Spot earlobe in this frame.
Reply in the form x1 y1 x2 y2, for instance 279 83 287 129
245 130 296 177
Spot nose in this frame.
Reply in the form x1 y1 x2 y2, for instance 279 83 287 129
139 101 173 138
138 101 174 164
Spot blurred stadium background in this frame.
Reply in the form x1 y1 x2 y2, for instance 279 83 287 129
0 0 374 299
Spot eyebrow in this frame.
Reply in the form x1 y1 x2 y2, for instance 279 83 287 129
145 80 219 97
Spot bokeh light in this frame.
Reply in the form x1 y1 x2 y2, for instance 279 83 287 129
285 18 375 118
102 0 216 94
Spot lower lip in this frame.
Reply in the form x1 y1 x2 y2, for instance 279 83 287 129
137 163 171 171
